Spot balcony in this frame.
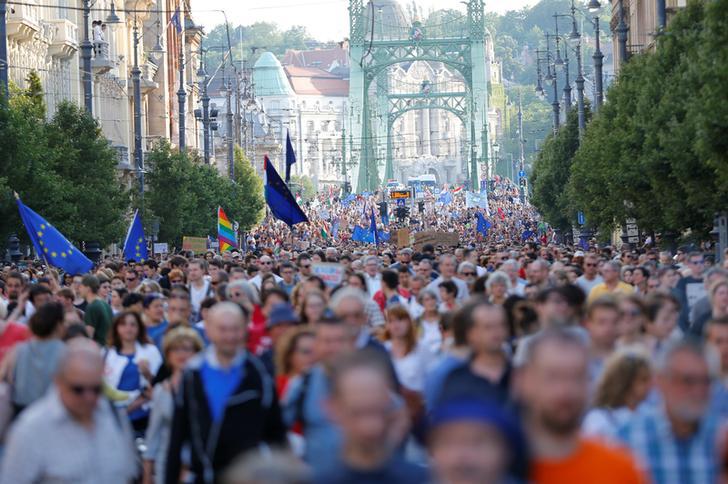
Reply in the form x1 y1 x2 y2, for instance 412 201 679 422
7 1 40 43
48 19 78 59
92 40 114 74
140 59 159 93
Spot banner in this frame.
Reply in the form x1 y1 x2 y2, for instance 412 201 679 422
413 231 459 249
311 263 345 288
396 229 410 247
182 236 208 253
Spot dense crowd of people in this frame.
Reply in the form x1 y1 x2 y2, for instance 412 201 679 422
0 187 728 484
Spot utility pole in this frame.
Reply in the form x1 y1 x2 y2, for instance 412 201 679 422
81 0 93 113
617 0 630 66
0 0 8 100
131 19 144 207
593 18 604 110
234 70 242 146
227 80 234 178
201 75 210 163
177 27 186 150
518 94 526 203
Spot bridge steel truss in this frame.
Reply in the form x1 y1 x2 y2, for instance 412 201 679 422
348 0 490 192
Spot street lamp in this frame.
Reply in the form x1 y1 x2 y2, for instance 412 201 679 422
131 18 144 206
587 0 601 13
105 0 121 24
196 53 211 164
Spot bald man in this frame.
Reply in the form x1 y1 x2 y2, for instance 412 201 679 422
1 340 138 484
165 302 286 484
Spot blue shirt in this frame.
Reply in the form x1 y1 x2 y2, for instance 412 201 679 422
618 402 720 484
147 321 169 350
199 359 244 422
117 354 147 421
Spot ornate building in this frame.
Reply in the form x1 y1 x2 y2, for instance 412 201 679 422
4 0 202 172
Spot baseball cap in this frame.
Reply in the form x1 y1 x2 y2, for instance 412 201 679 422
267 303 300 328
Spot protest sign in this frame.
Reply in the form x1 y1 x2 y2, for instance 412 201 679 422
312 263 345 288
413 231 459 249
182 236 208 253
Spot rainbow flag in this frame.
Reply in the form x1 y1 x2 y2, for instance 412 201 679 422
217 207 237 252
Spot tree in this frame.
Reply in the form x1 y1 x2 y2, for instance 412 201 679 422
231 147 265 231
569 0 724 238
144 143 264 246
44 102 128 245
290 174 315 201
529 107 584 230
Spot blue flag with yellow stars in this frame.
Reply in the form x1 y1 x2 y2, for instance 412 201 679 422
16 196 93 275
264 155 309 227
123 209 147 263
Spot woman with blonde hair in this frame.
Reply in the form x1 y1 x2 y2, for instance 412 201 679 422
143 327 203 484
582 351 651 440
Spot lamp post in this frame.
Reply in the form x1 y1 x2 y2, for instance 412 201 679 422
131 19 143 202
226 79 234 178
554 14 574 112
178 31 186 150
567 0 586 135
544 35 560 133
585 0 605 110
616 0 630 66
0 0 8 99
517 94 526 203
81 0 94 113
196 61 210 164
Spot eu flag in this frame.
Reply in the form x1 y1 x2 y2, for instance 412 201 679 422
369 209 380 245
264 156 309 227
16 197 93 275
476 212 492 236
285 130 296 184
123 210 148 263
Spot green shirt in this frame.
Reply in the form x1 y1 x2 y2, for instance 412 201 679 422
84 298 113 346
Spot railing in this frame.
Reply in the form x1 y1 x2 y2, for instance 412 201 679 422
48 19 78 58
6 0 40 42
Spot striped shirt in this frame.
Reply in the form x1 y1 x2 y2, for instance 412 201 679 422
618 403 722 484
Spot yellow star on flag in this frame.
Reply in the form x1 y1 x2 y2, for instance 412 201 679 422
61 252 67 258
44 248 48 254
138 237 143 243
37 231 43 237
51 251 57 257
40 224 46 229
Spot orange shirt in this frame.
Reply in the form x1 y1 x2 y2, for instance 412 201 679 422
531 438 647 484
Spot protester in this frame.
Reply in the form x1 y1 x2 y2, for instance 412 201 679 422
80 274 113 345
315 349 427 483
515 329 645 483
274 325 315 398
619 339 722 483
3 301 65 415
165 302 286 483
582 351 651 440
143 327 203 484
588 261 635 302
0 339 139 484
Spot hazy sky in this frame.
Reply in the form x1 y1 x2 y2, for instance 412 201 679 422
191 0 536 42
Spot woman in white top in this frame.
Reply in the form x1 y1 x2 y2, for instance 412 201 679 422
582 351 652 440
415 289 443 356
104 311 163 435
143 327 203 484
382 304 433 392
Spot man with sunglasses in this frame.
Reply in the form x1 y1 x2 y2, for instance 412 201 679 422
1 339 139 483
249 255 282 291
576 254 603 297
675 251 707 332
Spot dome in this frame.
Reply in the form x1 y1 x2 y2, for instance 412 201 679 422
363 0 410 41
253 52 294 97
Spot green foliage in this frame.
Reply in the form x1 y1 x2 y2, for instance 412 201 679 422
203 22 315 69
144 142 264 247
290 175 316 201
231 147 265 231
530 108 584 230
0 93 127 247
569 0 727 237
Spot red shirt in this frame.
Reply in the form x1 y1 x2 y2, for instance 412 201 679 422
0 322 31 363
247 305 267 354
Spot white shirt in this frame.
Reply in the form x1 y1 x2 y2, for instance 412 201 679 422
364 273 381 298
384 342 434 392
189 279 211 313
426 276 469 303
582 406 633 441
249 272 283 290
577 275 604 297
419 318 442 355
0 388 138 484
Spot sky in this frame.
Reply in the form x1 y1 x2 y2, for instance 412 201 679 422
191 0 536 42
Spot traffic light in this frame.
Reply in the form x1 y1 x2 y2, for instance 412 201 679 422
418 201 424 213
379 202 388 218
395 206 410 220
343 181 351 194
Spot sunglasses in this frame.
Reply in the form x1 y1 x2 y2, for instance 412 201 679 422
300 264 311 269
126 277 137 282
170 279 183 284
462 272 476 276
69 383 102 396
585 263 597 267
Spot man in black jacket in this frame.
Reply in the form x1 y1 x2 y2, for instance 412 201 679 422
165 302 286 484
